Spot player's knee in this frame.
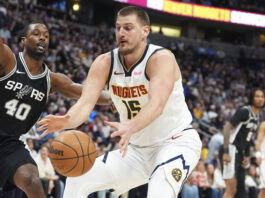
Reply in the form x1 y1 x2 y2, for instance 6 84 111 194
14 164 41 189
24 172 41 188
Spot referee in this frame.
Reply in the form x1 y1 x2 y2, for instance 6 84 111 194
220 88 265 198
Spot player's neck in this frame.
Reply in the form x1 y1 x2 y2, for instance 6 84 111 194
122 42 147 69
251 105 260 116
23 52 44 75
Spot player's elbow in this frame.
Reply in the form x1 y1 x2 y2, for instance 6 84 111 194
153 100 166 116
156 105 164 116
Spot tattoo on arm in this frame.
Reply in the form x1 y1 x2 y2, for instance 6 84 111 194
223 122 233 148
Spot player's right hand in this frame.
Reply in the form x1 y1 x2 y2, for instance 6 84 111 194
37 114 70 138
223 153 231 165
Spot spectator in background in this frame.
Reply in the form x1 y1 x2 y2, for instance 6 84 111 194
26 138 38 160
35 144 64 198
56 106 67 117
106 128 120 152
181 174 199 198
193 103 204 120
207 163 223 198
201 136 209 161
0 2 6 29
212 160 225 198
206 131 224 165
245 163 260 198
0 26 11 42
93 121 106 144
192 160 212 198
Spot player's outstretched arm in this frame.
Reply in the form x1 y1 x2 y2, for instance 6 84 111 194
222 121 234 150
37 53 111 136
256 121 265 165
0 35 16 74
50 72 112 104
105 50 178 156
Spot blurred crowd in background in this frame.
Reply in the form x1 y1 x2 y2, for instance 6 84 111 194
1 0 265 198
178 0 265 13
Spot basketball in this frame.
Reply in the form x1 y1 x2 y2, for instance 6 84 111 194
48 130 96 177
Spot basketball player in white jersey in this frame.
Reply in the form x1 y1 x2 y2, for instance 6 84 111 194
256 121 265 198
38 6 202 198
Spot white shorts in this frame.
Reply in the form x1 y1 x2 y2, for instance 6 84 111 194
260 157 265 189
222 144 237 179
63 128 202 198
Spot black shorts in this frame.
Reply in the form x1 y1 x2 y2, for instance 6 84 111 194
0 136 37 192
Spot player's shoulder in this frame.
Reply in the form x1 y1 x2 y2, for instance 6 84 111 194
235 105 250 118
94 52 112 65
238 105 250 112
148 46 174 63
148 44 173 57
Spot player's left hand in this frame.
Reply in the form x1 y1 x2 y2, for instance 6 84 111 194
241 156 250 168
37 114 70 137
104 121 133 157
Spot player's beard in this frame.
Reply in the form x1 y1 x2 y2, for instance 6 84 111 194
119 46 134 56
27 46 46 60
253 102 264 109
119 42 137 56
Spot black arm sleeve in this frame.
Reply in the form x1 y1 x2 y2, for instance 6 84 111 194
229 106 249 127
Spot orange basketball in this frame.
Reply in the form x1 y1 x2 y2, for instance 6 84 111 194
48 130 96 177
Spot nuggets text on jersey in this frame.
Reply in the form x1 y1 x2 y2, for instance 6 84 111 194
111 85 148 98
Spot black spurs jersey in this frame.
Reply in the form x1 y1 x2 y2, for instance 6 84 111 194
229 105 260 150
0 52 50 137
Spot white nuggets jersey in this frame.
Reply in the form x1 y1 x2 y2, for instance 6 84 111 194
108 44 192 146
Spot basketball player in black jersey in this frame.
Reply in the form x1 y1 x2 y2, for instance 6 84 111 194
221 88 265 198
0 22 111 198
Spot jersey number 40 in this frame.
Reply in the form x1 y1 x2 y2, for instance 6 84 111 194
5 99 31 121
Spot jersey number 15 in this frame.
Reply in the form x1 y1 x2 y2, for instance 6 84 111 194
122 100 141 120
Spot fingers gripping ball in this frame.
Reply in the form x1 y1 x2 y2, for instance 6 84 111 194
48 130 96 177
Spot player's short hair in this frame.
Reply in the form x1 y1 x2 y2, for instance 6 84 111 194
18 21 47 38
117 6 150 26
248 88 264 106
